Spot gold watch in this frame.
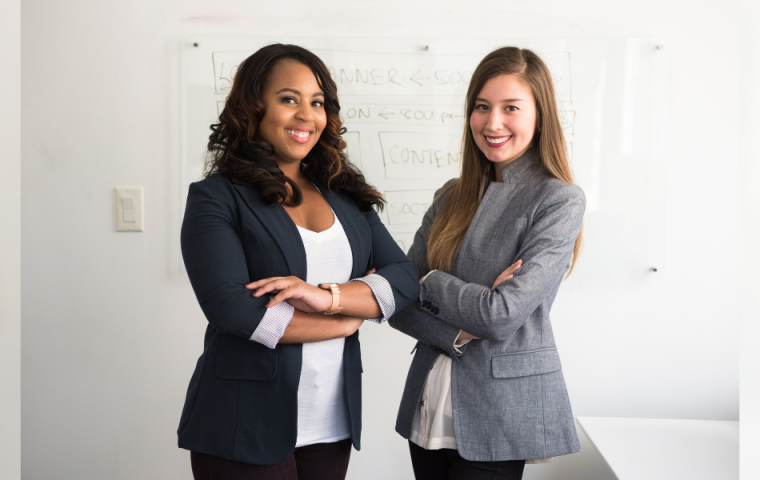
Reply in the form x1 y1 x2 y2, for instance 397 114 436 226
318 283 343 315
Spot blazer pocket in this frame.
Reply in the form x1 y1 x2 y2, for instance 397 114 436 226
491 347 561 379
215 346 278 381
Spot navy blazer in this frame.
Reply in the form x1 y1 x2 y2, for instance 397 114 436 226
177 174 419 465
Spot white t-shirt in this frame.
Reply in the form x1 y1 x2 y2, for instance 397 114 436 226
294 213 354 447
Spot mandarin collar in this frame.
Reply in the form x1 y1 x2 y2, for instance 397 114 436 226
497 148 541 184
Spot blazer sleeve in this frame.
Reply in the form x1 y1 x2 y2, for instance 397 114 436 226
388 182 464 357
181 181 270 341
362 207 420 315
419 183 585 341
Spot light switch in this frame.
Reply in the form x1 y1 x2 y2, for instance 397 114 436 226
115 188 144 232
122 197 136 223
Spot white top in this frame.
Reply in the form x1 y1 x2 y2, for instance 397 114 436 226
293 214 354 447
410 353 458 449
409 341 468 450
247 200 398 447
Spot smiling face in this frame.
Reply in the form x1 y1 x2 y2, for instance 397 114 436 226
469 74 537 177
258 60 327 169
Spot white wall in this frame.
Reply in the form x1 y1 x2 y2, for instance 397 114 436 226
739 1 760 479
1 0 21 479
22 1 748 479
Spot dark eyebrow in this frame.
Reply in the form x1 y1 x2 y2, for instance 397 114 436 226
276 88 324 98
475 97 524 103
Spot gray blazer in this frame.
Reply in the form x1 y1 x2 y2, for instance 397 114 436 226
389 149 584 462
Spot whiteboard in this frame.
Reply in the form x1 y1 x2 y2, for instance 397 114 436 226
183 37 668 280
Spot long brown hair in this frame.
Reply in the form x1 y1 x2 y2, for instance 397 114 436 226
427 47 582 274
205 44 383 211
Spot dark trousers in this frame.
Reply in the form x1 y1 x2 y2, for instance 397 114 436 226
191 439 352 480
408 441 526 480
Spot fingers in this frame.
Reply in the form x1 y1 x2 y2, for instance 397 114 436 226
245 277 286 290
262 281 333 311
491 260 522 290
251 278 291 297
365 268 376 276
266 288 298 308
457 331 480 341
491 275 513 290
503 259 523 275
492 272 514 289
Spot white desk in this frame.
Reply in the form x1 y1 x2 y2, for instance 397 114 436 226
577 417 738 480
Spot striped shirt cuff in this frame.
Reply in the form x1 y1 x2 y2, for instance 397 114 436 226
249 301 295 349
350 273 395 324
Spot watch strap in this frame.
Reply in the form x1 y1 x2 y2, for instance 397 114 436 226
318 283 343 315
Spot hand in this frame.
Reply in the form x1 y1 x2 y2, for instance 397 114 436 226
457 331 480 341
419 270 436 284
246 276 333 313
491 260 522 290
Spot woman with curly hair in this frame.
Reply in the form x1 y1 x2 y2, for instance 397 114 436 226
177 44 419 480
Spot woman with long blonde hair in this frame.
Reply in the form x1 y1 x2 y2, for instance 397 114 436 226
389 47 585 480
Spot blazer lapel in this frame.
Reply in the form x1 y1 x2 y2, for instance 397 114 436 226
230 178 307 280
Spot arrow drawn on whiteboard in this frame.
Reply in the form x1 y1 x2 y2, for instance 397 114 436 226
410 70 430 86
378 107 394 120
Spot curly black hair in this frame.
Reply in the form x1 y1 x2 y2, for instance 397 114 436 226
205 43 384 212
